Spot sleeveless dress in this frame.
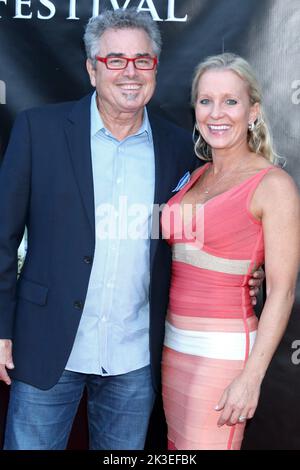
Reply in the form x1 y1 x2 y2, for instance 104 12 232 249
161 163 275 450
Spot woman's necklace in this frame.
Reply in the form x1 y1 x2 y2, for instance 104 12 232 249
202 162 245 195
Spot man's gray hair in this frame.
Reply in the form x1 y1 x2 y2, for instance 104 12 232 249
84 8 162 67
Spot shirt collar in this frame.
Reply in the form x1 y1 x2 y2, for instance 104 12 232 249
90 91 152 143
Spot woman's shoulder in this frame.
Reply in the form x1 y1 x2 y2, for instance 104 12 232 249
262 165 297 188
256 163 299 206
250 154 294 187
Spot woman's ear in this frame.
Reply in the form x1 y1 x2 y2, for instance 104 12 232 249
250 102 260 125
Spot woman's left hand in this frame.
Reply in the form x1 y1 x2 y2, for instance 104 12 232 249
215 373 262 426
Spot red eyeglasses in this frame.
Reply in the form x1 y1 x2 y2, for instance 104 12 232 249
96 55 158 70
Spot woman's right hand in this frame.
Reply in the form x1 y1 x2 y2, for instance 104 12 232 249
215 371 262 427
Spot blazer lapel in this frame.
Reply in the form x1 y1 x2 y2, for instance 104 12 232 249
64 94 95 235
149 114 174 271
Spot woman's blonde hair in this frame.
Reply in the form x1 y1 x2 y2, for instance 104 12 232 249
191 53 277 163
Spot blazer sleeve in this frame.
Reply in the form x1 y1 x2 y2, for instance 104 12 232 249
0 111 31 338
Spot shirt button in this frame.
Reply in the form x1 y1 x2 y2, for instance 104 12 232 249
116 178 122 185
73 301 83 310
83 256 92 264
106 282 113 288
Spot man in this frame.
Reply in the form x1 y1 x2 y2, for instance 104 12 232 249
0 9 262 450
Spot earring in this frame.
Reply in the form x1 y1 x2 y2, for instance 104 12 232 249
248 122 255 132
192 124 211 161
192 123 199 143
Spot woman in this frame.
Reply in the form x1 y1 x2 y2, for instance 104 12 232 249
161 53 300 450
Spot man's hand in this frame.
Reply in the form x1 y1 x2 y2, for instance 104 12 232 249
0 339 14 385
248 267 265 305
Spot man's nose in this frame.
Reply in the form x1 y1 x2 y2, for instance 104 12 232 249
123 60 137 77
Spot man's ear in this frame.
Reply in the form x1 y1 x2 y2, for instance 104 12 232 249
86 59 96 87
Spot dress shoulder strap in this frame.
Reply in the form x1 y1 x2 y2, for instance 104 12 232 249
246 166 278 215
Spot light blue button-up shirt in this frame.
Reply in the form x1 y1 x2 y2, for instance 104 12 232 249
66 93 155 375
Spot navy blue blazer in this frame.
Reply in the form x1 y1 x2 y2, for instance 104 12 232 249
0 93 199 391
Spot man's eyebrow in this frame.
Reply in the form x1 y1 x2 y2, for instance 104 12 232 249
106 53 124 57
105 52 152 57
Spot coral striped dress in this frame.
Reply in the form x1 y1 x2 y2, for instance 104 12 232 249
161 163 274 450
